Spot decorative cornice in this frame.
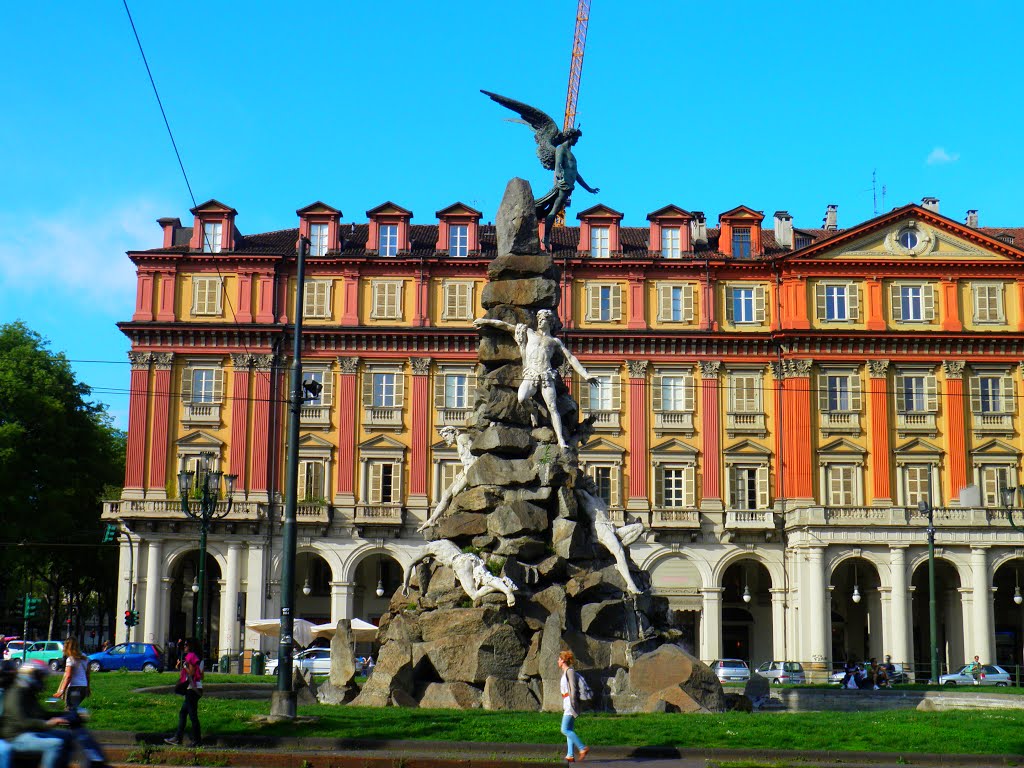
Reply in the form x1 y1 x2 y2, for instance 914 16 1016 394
627 360 649 379
252 353 276 371
128 351 152 370
943 360 966 379
769 361 782 380
338 355 360 374
867 359 890 378
410 357 433 376
230 353 253 369
782 359 813 378
151 352 174 370
699 360 721 379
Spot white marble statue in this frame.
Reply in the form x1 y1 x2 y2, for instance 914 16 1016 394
474 309 596 449
576 477 646 595
402 539 519 607
418 427 475 532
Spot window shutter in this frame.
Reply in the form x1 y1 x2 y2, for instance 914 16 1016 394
442 283 455 320
578 376 592 410
654 467 663 507
394 370 405 407
891 284 902 322
611 286 622 321
611 374 622 411
754 285 767 323
369 463 382 503
466 369 477 405
459 283 473 319
925 374 938 411
818 373 830 412
362 372 374 407
212 368 224 402
682 284 695 321
970 376 982 413
371 284 382 319
685 466 696 508
683 373 695 412
848 285 860 321
587 284 600 321
610 468 620 507
728 468 738 508
814 284 826 320
1002 373 1015 413
725 288 735 324
972 285 984 322
433 372 446 408
757 466 770 509
297 462 308 501
894 374 906 411
849 372 862 411
922 284 935 321
320 370 334 405
391 462 402 502
996 284 1006 322
657 284 672 322
652 374 663 411
181 368 193 403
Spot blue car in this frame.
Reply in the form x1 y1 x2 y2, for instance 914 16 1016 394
87 642 164 672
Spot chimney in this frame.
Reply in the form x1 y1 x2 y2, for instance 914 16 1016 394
157 217 181 249
823 204 838 232
690 211 708 246
922 196 940 213
773 210 793 249
965 210 979 228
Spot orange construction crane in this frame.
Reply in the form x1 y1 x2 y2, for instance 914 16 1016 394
554 0 591 228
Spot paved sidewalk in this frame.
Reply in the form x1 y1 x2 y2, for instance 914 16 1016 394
95 730 1024 768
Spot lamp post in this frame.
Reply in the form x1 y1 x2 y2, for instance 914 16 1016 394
1001 485 1024 534
178 450 236 647
918 495 939 684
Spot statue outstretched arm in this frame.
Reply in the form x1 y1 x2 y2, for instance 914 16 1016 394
558 340 597 382
474 318 516 335
575 173 600 195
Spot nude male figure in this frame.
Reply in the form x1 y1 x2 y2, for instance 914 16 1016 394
402 539 518 607
418 427 475 532
576 478 645 595
474 309 595 449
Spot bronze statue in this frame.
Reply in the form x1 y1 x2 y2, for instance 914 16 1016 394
481 90 600 251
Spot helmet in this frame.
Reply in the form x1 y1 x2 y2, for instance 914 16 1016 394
18 660 51 690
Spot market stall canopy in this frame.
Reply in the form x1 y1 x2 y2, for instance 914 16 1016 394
310 618 378 642
245 618 314 648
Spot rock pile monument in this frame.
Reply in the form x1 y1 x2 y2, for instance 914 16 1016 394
352 178 725 714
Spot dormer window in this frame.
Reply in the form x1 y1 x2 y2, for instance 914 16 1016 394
202 222 223 253
578 204 623 255
379 224 399 257
296 202 342 257
591 226 610 258
718 205 765 258
310 223 329 257
449 224 468 257
732 227 752 259
435 202 482 257
661 227 681 258
646 205 693 258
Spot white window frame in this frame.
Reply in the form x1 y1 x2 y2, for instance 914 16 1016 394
657 282 695 323
366 460 401 504
191 276 224 316
586 463 621 509
362 365 405 430
309 223 329 257
895 371 938 413
441 280 474 321
370 280 403 320
890 282 935 323
297 459 328 502
202 221 223 253
654 464 697 509
652 368 696 436
977 463 1018 508
180 360 225 428
972 282 1006 324
449 224 469 257
434 365 476 426
300 365 333 428
578 366 622 432
590 226 610 258
585 283 622 323
901 463 936 508
303 279 332 319
825 464 859 507
815 282 860 323
726 284 767 325
728 464 770 510
378 224 399 257
661 227 681 259
729 372 762 413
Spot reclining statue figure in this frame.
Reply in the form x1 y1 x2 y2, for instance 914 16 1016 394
576 475 646 595
418 426 475 532
402 539 518 607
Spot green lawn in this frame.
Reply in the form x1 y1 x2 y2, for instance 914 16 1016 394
77 671 1024 756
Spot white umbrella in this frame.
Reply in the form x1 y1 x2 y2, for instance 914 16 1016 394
245 618 315 647
310 618 379 642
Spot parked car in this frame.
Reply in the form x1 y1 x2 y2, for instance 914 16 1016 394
755 660 805 685
939 664 1011 687
3 641 27 661
264 648 332 677
712 658 750 683
24 641 65 671
87 642 164 672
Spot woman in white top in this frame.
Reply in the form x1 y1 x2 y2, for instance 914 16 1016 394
557 651 589 763
54 637 90 711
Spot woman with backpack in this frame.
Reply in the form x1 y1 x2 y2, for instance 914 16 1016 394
557 651 589 763
165 638 203 747
53 637 90 711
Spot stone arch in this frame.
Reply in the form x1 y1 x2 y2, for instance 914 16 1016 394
165 541 227 581
268 543 345 583
710 548 783 588
640 549 713 589
992 555 1024 667
829 555 884 663
646 552 705 657
827 550 888 584
907 552 970 589
910 554 965 672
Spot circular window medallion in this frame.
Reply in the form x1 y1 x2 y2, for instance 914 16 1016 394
885 222 933 256
898 230 918 249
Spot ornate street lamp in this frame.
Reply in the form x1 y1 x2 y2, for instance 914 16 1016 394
852 562 861 604
918 494 939 684
179 450 236 646
1000 485 1024 534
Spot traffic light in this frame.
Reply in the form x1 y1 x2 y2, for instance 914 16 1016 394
124 610 133 627
23 595 41 620
102 523 119 543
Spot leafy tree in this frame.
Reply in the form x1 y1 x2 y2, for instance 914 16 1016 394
0 321 125 637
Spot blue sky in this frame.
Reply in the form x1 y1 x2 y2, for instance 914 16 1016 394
2 1 1022 429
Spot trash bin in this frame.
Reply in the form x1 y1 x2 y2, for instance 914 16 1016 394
251 652 265 676
219 654 231 674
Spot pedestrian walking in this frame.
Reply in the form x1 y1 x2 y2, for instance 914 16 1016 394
53 638 90 711
969 655 983 685
165 638 203 747
557 651 589 763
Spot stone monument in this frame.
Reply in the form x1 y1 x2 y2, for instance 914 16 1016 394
352 178 724 713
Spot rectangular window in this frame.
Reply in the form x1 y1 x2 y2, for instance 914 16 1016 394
191 368 218 403
973 283 1005 323
298 460 326 501
905 465 931 507
589 375 614 411
731 467 760 509
373 373 397 407
661 227 681 258
586 283 622 322
657 283 693 323
818 371 862 413
439 461 461 500
732 227 752 259
828 375 850 411
379 464 394 503
980 465 1014 508
900 286 922 321
730 374 759 412
891 283 935 322
444 373 468 408
590 226 610 258
442 281 473 321
379 224 399 257
827 465 856 506
303 279 331 318
971 374 1014 414
660 467 694 508
732 287 754 323
369 462 397 504
371 281 402 319
900 376 926 412
658 375 692 412
309 223 329 257
303 370 329 406
794 234 812 249
202 222 223 253
449 224 469 257
591 466 614 505
979 377 1001 413
191 276 223 316
825 285 847 320
815 283 860 322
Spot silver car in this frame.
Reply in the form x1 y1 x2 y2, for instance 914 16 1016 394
939 664 1011 687
712 658 750 683
755 660 805 685
264 647 332 677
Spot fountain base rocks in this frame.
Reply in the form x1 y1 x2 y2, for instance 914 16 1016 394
352 179 725 714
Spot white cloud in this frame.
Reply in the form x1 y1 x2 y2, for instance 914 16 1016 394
926 147 960 165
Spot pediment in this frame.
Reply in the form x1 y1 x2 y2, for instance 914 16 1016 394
366 201 413 218
576 204 624 220
893 437 944 456
298 434 334 449
647 204 693 222
296 201 341 216
818 438 866 455
973 439 1021 457
723 439 773 457
718 205 764 222
176 430 224 448
358 434 407 452
435 202 482 218
189 199 237 215
579 437 626 456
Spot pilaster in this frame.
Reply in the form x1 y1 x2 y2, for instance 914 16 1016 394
124 352 151 497
867 359 892 504
864 278 886 331
781 359 814 500
943 361 968 503
132 270 156 321
626 273 646 329
250 354 275 500
335 356 360 506
255 270 276 324
147 353 174 498
229 354 252 491
940 279 962 332
341 269 360 326
971 547 995 663
143 538 163 644
236 273 254 323
700 587 723 662
414 273 430 327
155 271 177 322
699 278 718 331
699 361 722 509
626 360 649 510
408 357 432 512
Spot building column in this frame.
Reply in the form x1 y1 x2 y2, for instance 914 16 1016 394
408 358 432 522
806 547 829 675
699 277 718 331
219 542 243 654
160 577 174 648
124 353 151 498
235 272 254 323
699 361 722 510
155 271 176 322
228 354 252 492
146 353 173 499
414 273 430 327
940 278 963 332
770 587 787 660
249 354 275 501
244 544 266 650
143 539 163 644
116 539 134 645
626 273 646 329
781 360 814 501
700 587 723 662
341 269 360 326
864 279 886 331
971 547 995 663
887 546 911 671
331 581 356 622
943 361 968 503
335 357 359 506
254 270 275 324
132 269 156 321
626 360 649 511
868 360 892 504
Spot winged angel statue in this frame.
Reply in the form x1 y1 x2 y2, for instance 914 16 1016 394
482 90 600 250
